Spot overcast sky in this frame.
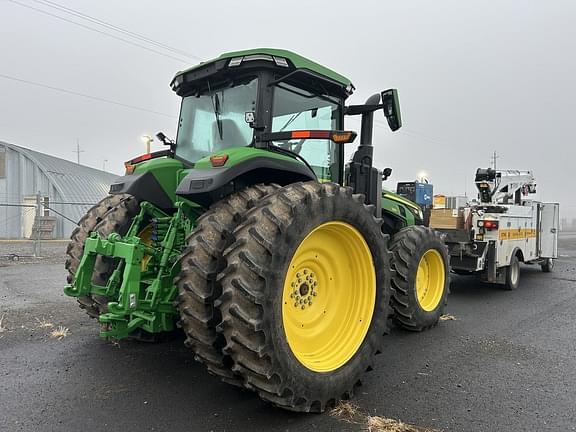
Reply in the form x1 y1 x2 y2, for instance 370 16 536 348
1 0 575 219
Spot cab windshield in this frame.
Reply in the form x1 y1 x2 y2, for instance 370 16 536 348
271 83 340 180
175 77 258 163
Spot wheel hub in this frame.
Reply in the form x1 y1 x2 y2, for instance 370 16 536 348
288 268 318 310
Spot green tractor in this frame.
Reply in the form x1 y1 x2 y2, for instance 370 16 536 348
64 48 449 412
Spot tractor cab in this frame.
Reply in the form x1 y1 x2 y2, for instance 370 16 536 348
117 48 404 218
169 49 353 187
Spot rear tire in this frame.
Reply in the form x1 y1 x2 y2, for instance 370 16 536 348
217 182 391 412
504 255 521 290
541 258 554 273
389 226 450 331
175 184 278 385
65 194 138 318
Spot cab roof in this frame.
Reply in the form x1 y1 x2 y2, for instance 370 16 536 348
172 48 354 92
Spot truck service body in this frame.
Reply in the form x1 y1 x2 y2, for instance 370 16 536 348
435 169 559 288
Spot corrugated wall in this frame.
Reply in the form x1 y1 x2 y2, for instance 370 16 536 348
0 141 117 239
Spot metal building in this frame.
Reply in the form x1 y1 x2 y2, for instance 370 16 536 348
0 140 117 239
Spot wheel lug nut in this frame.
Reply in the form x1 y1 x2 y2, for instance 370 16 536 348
307 296 311 301
296 272 301 278
308 300 312 305
301 305 306 310
294 302 298 307
312 291 317 296
303 269 308 275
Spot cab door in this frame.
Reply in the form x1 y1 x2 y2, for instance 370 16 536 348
538 203 559 258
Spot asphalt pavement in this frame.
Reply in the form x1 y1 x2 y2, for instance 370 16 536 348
1 234 575 432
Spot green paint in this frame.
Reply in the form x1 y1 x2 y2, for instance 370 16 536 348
174 48 353 89
64 201 194 340
381 190 420 228
382 189 422 213
132 157 184 205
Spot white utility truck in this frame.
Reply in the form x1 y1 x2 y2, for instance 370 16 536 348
431 168 559 289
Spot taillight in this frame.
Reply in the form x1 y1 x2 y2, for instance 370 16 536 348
478 220 499 230
124 162 135 175
210 154 229 167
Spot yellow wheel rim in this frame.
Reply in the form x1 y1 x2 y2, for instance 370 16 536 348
281 221 376 373
138 224 154 271
416 249 445 311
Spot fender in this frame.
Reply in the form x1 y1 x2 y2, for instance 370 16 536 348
176 156 315 207
109 172 173 209
509 246 525 264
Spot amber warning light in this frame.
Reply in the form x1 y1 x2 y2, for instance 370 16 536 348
262 130 357 144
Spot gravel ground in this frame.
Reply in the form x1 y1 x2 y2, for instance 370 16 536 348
0 240 68 266
1 234 575 431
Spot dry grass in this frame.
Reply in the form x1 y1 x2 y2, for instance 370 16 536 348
439 314 457 321
50 325 70 340
332 401 440 432
366 415 439 432
330 401 361 423
0 314 7 334
35 317 54 328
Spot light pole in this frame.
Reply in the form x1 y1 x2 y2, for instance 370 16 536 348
141 135 153 154
103 159 108 171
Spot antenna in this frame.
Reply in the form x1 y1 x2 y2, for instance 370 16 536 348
491 151 499 170
73 138 85 165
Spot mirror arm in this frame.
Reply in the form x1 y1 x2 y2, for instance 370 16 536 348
344 104 383 116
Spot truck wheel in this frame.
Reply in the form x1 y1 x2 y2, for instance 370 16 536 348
504 255 521 290
65 194 139 318
216 182 391 412
389 226 450 331
541 258 554 273
175 184 278 385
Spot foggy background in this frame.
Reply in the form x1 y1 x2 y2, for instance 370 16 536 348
1 0 574 218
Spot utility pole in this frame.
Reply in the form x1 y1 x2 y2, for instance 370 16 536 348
491 151 499 170
103 159 108 171
33 192 41 257
73 138 85 165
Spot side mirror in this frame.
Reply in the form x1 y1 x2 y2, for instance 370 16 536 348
156 131 175 147
382 167 392 180
381 89 402 131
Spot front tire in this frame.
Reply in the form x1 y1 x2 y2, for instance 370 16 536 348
389 226 450 331
217 182 391 412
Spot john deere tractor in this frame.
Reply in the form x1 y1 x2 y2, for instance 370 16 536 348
64 48 449 412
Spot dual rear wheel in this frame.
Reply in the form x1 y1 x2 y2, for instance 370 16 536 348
177 182 449 411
